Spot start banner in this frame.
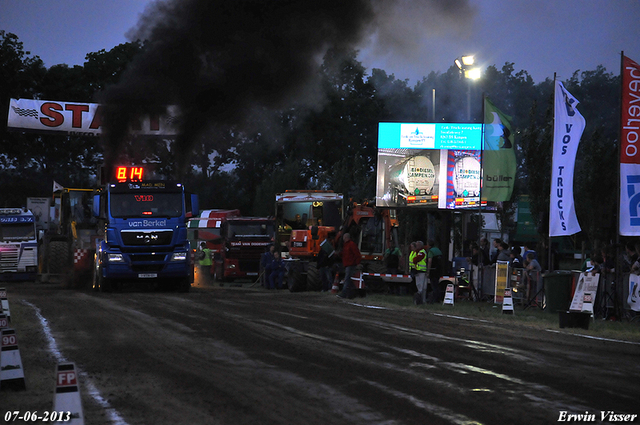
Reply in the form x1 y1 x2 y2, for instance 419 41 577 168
7 98 178 136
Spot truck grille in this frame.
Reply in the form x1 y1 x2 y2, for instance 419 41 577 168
0 245 19 272
121 230 173 246
239 259 259 272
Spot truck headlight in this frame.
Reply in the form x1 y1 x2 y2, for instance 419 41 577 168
107 253 124 262
171 252 188 262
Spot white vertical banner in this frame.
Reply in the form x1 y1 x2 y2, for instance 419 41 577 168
549 81 586 237
619 55 640 235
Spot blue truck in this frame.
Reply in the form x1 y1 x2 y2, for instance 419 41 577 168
92 173 199 292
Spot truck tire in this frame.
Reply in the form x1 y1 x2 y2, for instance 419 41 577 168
287 262 306 292
306 262 321 291
92 260 100 292
95 270 112 292
48 241 70 274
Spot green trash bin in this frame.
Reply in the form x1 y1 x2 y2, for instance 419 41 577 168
543 270 573 313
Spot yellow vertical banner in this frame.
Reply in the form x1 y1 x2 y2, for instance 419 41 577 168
494 261 509 303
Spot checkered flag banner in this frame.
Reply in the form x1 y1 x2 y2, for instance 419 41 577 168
11 105 38 119
8 98 179 136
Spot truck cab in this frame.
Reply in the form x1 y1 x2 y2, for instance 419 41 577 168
92 179 199 292
0 208 38 281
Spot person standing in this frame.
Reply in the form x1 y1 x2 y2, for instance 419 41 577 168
337 233 361 299
318 232 335 292
524 252 542 300
490 238 502 265
260 244 276 288
426 239 444 303
412 241 428 304
198 242 213 282
408 242 417 293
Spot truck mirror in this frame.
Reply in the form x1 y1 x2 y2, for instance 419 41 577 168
92 194 101 218
187 194 199 218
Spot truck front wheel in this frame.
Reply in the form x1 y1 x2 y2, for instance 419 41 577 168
48 240 70 274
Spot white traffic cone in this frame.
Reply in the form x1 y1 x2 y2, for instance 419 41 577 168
0 328 26 390
53 362 84 425
0 288 10 322
502 289 515 315
443 283 455 306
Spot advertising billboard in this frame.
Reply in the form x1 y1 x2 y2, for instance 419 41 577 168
376 122 483 209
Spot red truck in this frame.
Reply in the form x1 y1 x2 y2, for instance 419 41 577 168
187 209 240 268
215 216 275 282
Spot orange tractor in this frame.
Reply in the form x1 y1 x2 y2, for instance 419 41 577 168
275 190 400 292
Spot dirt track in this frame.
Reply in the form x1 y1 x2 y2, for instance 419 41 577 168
2 279 639 425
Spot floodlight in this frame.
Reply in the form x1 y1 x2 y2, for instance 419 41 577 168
461 55 475 66
465 68 481 80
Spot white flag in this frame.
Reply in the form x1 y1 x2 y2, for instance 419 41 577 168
53 181 64 192
549 81 585 237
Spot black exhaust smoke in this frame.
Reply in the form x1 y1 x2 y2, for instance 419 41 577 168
98 0 474 178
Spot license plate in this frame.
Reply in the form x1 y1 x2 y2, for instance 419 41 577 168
247 272 258 276
293 242 303 247
138 273 157 278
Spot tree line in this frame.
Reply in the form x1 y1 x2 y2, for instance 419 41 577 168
0 30 622 251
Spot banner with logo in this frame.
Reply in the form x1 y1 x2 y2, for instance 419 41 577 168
482 97 516 202
7 98 178 136
619 56 640 236
569 272 599 313
628 273 640 312
549 81 586 237
494 261 509 304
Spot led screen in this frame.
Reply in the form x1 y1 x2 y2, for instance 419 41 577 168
376 123 483 209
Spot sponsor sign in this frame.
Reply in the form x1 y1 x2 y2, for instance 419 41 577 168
494 262 509 303
628 273 640 312
549 81 585 237
569 273 599 313
620 56 640 235
7 98 178 136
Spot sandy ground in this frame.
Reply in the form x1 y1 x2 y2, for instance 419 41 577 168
1 278 639 425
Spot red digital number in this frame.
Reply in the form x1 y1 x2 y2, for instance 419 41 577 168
116 167 128 181
131 167 144 181
115 166 145 182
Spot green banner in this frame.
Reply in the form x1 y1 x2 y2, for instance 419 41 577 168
483 97 516 202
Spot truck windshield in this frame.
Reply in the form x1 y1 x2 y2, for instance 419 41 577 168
278 200 342 228
228 223 274 237
110 193 183 218
0 223 36 241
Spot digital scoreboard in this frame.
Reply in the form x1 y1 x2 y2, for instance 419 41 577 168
115 166 145 182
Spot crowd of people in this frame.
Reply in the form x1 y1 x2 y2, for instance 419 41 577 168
198 229 637 306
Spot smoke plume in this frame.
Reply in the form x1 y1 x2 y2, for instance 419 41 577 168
98 0 474 177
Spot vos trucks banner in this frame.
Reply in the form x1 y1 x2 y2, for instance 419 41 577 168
7 98 178 136
549 81 585 237
619 55 640 236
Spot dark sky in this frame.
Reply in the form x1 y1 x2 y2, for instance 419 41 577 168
1 0 639 84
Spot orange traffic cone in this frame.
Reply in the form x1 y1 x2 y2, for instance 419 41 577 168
331 273 340 294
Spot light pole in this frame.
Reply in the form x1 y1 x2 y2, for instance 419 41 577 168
455 55 480 122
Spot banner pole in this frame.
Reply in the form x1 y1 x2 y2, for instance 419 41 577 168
615 52 624 320
548 73 557 272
